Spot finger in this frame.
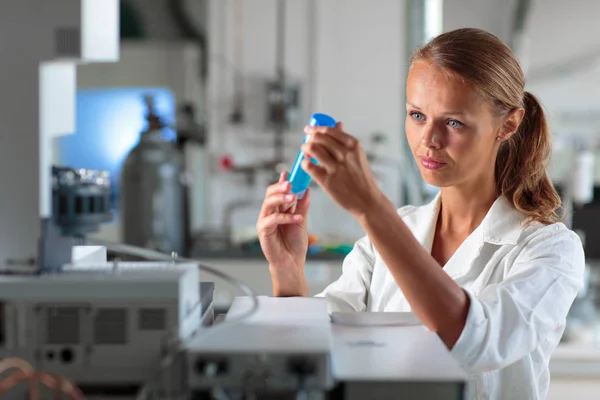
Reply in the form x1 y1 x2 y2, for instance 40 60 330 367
295 188 311 216
260 192 296 217
309 131 347 162
301 159 327 184
305 124 357 149
302 142 337 171
258 213 303 233
265 180 291 198
264 193 297 210
278 170 287 183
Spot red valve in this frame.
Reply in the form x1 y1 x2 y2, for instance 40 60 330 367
219 154 234 171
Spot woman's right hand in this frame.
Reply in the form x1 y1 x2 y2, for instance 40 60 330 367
256 171 310 296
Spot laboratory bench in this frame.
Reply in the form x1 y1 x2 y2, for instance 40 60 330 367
548 341 600 399
199 261 600 399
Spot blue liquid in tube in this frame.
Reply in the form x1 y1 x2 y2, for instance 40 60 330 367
288 113 336 198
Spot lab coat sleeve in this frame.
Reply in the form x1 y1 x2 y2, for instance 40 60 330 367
450 226 585 373
314 235 376 312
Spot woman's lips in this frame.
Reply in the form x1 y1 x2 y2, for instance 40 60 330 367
420 156 447 170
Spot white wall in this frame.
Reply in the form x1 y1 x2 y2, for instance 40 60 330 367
197 0 600 238
441 0 600 185
205 0 404 241
442 0 516 42
86 0 600 242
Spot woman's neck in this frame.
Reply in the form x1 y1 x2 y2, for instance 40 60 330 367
438 180 498 235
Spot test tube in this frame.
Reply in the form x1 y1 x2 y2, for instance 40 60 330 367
288 113 336 198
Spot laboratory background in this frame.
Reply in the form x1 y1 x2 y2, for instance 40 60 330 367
1 0 600 399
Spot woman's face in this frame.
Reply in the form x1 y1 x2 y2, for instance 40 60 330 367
405 60 502 189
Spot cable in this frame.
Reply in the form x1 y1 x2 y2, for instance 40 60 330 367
0 244 259 398
77 240 260 398
86 239 260 332
0 358 84 399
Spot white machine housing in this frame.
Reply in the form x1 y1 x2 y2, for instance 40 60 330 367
0 261 200 388
179 296 334 395
0 0 119 270
154 297 468 399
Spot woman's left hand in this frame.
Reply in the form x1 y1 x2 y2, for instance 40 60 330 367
301 122 384 220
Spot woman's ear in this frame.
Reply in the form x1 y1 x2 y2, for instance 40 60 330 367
499 108 525 141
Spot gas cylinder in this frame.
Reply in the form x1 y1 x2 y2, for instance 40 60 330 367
120 95 187 256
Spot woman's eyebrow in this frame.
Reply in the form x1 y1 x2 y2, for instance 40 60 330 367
406 102 467 117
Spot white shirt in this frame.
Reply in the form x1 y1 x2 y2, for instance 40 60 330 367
316 194 585 400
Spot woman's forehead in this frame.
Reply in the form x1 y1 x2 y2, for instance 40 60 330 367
407 61 486 114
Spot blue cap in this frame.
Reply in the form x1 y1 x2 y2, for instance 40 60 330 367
308 113 336 127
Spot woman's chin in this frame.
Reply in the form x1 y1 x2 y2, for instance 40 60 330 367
420 172 452 188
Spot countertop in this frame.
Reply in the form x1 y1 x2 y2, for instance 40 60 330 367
551 341 600 378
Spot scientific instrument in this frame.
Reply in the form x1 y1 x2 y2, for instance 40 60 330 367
120 95 188 257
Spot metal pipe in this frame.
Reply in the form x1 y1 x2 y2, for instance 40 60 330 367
231 0 245 123
305 0 317 119
400 0 443 206
509 0 534 74
274 0 287 163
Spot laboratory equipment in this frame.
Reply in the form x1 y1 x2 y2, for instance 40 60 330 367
76 40 208 231
39 167 113 273
0 259 201 396
0 0 119 272
182 297 334 396
146 296 467 399
121 95 188 256
288 113 337 198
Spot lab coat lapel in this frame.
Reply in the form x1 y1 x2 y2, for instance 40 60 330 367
442 195 525 279
481 196 524 246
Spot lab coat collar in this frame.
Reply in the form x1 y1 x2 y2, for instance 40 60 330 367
480 195 524 245
408 192 525 248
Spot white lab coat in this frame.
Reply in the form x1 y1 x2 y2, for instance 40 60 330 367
316 193 585 400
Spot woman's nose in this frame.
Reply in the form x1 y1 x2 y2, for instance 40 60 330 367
421 125 442 149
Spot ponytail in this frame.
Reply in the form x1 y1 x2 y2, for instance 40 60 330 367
495 91 562 225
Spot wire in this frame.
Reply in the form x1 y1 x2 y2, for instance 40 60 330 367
0 358 34 375
0 358 84 399
1 242 259 399
86 239 260 333
76 240 260 398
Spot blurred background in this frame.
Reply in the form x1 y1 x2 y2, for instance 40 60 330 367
53 2 600 396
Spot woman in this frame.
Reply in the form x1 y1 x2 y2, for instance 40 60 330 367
256 28 584 399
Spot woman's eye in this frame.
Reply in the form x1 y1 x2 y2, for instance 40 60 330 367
410 112 424 121
448 119 463 128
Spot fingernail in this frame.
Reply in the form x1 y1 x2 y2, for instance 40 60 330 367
293 215 302 220
285 194 294 201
